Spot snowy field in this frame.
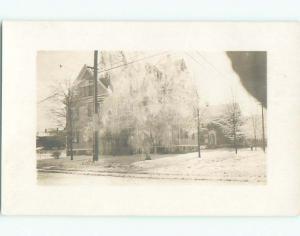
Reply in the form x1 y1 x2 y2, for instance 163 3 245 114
37 148 266 185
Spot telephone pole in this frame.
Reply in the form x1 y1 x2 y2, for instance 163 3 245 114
93 50 99 161
197 108 201 158
261 103 266 152
67 89 74 161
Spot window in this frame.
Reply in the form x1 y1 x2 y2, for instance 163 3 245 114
88 85 93 96
84 86 89 96
73 130 80 143
80 87 86 97
80 86 93 97
87 103 92 117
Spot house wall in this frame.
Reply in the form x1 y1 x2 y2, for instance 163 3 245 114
71 68 110 153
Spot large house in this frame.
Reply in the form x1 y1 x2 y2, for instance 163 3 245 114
71 64 235 155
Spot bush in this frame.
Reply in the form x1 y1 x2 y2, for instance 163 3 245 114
145 153 151 160
52 151 61 159
37 136 65 150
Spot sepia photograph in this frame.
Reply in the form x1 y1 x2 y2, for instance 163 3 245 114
36 50 267 185
4 21 300 217
1 0 300 232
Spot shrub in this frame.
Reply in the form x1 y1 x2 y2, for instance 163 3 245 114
145 153 151 160
52 151 61 159
37 136 65 150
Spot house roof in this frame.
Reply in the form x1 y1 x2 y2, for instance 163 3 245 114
73 64 112 95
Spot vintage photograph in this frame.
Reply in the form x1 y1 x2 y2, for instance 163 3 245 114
36 51 267 185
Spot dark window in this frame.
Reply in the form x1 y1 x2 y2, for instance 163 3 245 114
81 86 91 97
84 86 89 96
73 131 80 143
88 85 93 96
87 103 92 117
80 85 93 97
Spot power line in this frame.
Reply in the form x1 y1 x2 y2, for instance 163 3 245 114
38 52 169 105
186 51 228 81
187 51 235 90
184 52 217 82
97 51 135 67
97 51 169 74
184 52 206 70
37 93 58 104
183 52 210 102
195 51 230 80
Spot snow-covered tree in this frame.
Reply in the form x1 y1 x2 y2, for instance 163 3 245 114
49 79 77 160
250 114 259 150
100 52 197 158
220 102 244 154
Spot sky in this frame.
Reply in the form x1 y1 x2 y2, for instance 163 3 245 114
37 51 264 132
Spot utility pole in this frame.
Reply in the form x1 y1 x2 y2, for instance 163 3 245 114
261 103 266 152
67 89 74 161
197 108 201 158
93 50 99 161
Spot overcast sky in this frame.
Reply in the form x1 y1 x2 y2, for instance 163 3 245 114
37 51 263 132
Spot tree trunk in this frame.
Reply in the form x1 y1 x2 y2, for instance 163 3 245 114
234 128 237 155
67 102 74 161
69 130 74 161
197 108 201 158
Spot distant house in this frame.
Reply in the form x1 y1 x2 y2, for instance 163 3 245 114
205 120 227 148
36 128 65 150
36 128 63 137
152 105 233 153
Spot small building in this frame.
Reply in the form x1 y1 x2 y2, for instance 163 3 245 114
36 128 65 150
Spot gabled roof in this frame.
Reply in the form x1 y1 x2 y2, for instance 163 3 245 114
73 64 92 87
73 64 111 95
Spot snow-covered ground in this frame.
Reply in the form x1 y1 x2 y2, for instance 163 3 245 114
37 148 266 184
131 149 266 183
